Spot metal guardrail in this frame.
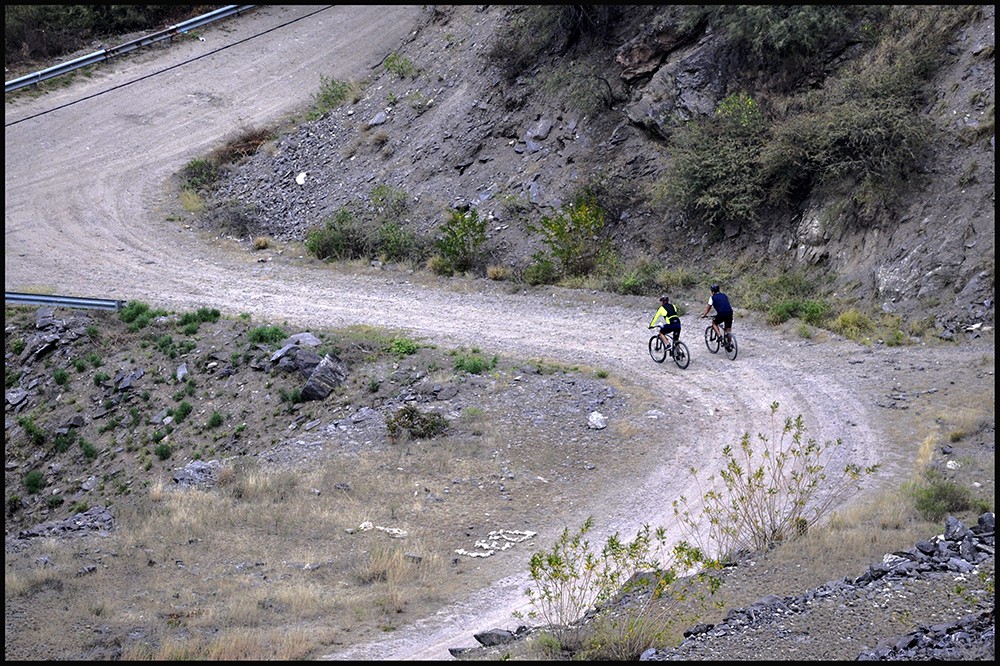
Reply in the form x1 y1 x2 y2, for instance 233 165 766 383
5 292 127 312
5 5 256 94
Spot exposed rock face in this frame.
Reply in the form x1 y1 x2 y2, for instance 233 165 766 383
210 5 994 333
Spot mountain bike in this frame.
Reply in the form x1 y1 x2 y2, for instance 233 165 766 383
703 318 738 360
648 331 690 369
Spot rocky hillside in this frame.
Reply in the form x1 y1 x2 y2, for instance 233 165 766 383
206 5 994 334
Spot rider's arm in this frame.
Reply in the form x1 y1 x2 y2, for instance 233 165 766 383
649 306 666 328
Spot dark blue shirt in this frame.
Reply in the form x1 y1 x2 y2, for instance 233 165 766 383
710 292 732 315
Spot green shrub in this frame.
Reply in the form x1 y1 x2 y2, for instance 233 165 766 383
910 469 991 522
307 76 359 120
384 53 416 79
828 308 875 340
119 300 167 331
524 253 560 286
247 326 286 345
767 299 829 325
375 222 423 263
17 416 46 447
93 371 110 387
174 401 193 424
527 190 609 277
80 438 98 461
181 157 219 191
155 443 172 460
436 208 487 273
73 358 87 372
454 352 497 375
305 208 373 261
54 431 76 453
673 402 880 559
389 337 419 358
207 411 224 429
22 470 45 494
53 367 69 385
385 405 447 443
10 338 26 355
660 92 768 229
521 517 720 653
86 352 103 368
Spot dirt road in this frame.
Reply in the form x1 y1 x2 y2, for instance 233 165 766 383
4 6 990 661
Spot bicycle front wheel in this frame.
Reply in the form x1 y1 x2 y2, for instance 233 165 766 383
672 341 690 369
725 334 738 361
705 326 720 353
649 335 667 363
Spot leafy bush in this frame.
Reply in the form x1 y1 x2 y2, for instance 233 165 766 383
828 308 875 340
528 190 609 277
54 431 76 453
53 367 69 385
206 411 224 429
521 517 720 653
454 352 497 375
389 337 419 358
375 222 423 263
767 299 829 325
524 253 560 286
436 208 487 273
385 405 447 443
673 402 880 559
305 208 372 261
247 326 286 345
307 76 360 120
910 468 991 522
174 401 193 424
22 470 45 494
384 53 416 79
181 157 219 192
119 301 168 332
17 416 46 447
80 438 97 461
154 443 172 460
661 92 768 229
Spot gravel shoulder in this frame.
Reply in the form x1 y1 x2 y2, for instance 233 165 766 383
4 6 994 661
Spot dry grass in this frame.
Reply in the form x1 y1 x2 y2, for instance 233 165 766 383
47 449 477 659
178 188 205 213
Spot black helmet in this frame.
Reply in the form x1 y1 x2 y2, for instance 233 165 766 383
659 294 669 303
710 284 720 293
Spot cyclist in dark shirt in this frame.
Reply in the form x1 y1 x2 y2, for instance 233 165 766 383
649 294 682 347
701 284 733 343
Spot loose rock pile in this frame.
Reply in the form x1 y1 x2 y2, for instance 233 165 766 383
640 513 995 661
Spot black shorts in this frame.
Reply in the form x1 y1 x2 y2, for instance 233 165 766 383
659 322 681 337
713 312 733 329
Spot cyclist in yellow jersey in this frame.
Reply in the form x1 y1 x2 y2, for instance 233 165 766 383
649 294 682 348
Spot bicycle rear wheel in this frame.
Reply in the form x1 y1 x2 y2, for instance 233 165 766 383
648 335 667 363
704 326 720 353
724 334 738 361
672 341 690 369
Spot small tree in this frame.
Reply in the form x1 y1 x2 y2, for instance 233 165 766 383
673 401 880 560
